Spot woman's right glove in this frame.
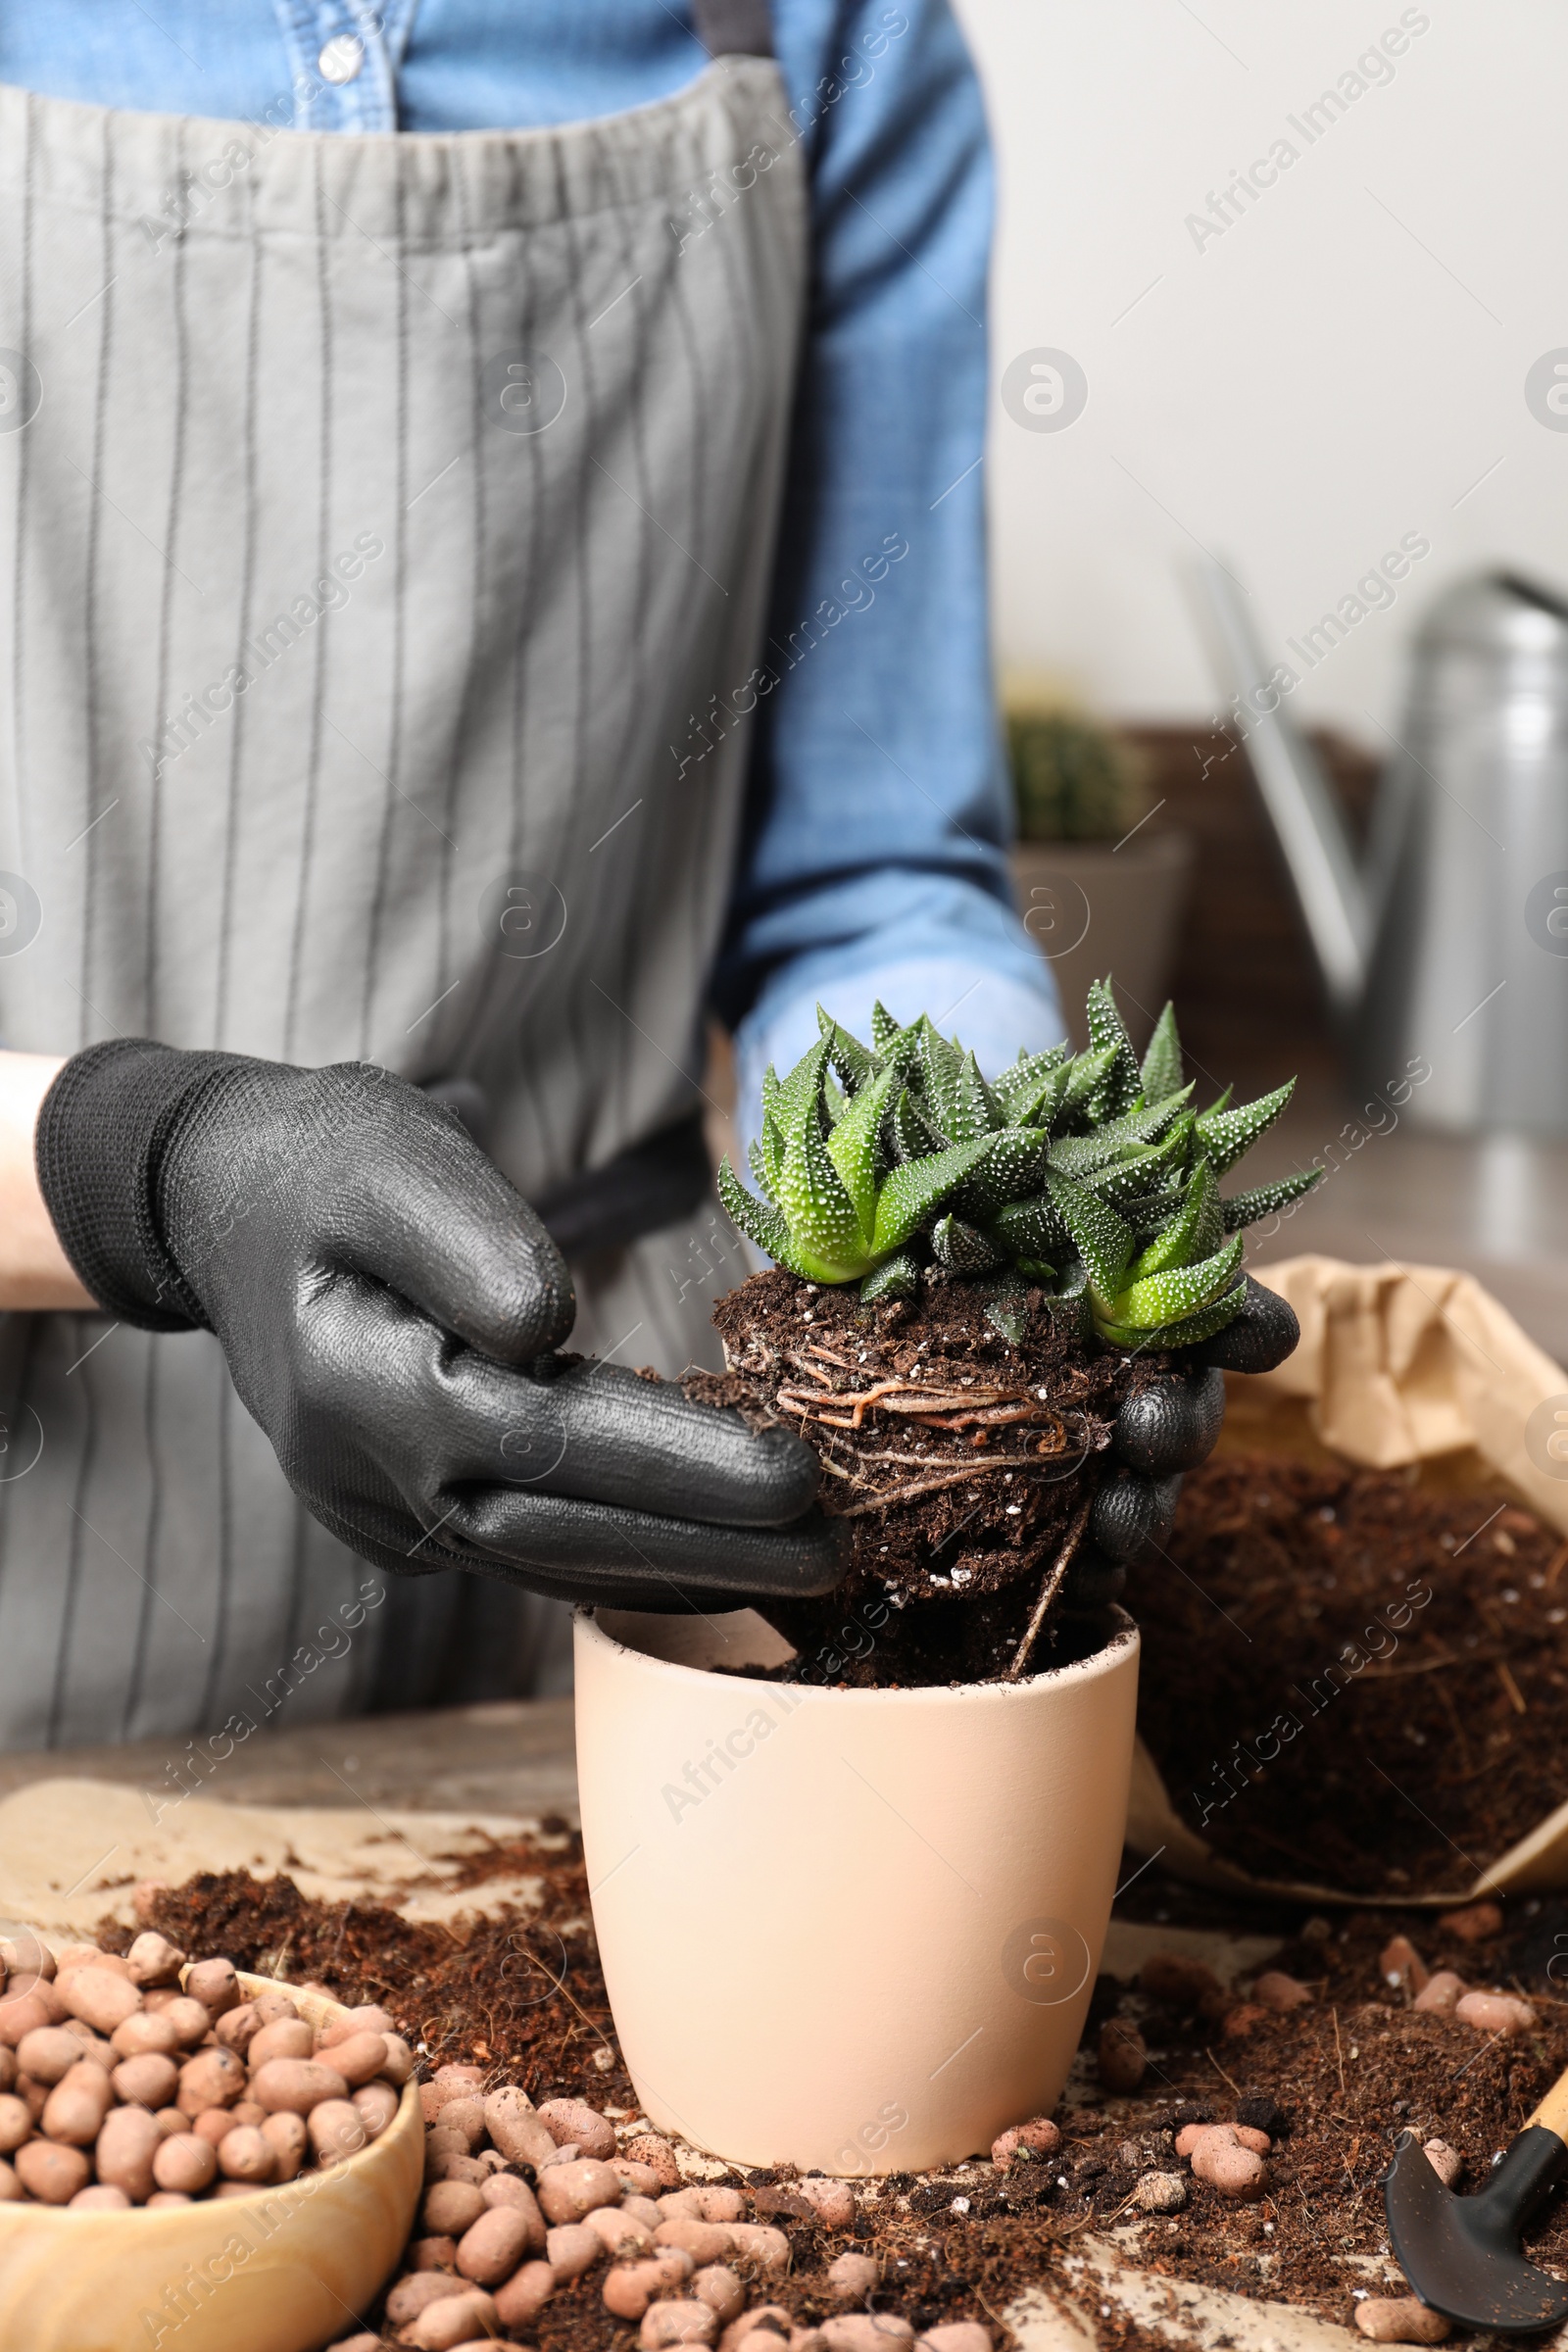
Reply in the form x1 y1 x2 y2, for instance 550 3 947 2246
35 1043 850 1612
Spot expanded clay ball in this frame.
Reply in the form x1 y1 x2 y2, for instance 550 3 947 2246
0 1935 413 2212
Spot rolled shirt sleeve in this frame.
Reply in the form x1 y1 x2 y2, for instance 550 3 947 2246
710 0 1061 1148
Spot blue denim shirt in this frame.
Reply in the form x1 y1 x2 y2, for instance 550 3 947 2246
0 0 1060 1137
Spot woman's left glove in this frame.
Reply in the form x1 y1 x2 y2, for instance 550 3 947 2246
1068 1275 1301 1607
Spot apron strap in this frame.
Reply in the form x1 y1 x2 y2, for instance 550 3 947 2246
692 0 774 59
534 1108 713 1263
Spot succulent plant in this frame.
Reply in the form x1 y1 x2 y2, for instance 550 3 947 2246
718 981 1322 1349
1006 705 1147 844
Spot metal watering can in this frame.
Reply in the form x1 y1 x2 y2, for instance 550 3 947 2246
1193 561 1568 1135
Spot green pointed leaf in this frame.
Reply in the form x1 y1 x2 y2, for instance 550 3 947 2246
718 1157 813 1277
983 1275 1030 1346
986 1189 1071 1262
773 1036 831 1132
914 1019 967 1144
1085 978 1143 1117
1197 1079 1295 1176
887 1085 945 1166
1112 1232 1244 1331
823 1073 849 1126
747 1123 786 1207
1056 1045 1119 1127
1140 1002 1185 1104
1077 1116 1194 1207
1047 1086 1195 1177
859 1249 921 1303
1097 1279 1247 1351
1192 1154 1224 1257
1221 1164 1325 1231
1007 1059 1073 1131
870 1001 904 1054
826 1057 912 1244
776 1048 872 1279
870 1137 996 1256
1118 1185 1190 1236
1043 1171 1135 1314
991 1045 1069 1117
1129 1159 1217 1281
931 1212 1007 1274
817 1006 876 1097
951 1050 1004 1143
955 1125 1051 1215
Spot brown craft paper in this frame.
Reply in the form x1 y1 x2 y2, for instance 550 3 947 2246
1125 1254 1568 1908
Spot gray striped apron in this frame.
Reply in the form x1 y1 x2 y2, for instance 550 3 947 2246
0 16 806 1750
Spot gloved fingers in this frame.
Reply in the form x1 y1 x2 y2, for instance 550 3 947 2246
1114 1367 1226 1476
444 1489 852 1602
1184 1274 1299 1375
1089 1469 1183 1562
347 1327 825 1531
498 1356 823 1528
443 1559 787 1617
327 1070 575 1364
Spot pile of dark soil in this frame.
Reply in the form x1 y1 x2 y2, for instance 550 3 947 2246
101 1841 1568 2347
691 1266 1148 1688
1129 1456 1568 1893
103 1828 632 2107
1036 1895 1568 2341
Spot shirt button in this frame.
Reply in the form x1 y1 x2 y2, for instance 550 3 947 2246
318 32 366 84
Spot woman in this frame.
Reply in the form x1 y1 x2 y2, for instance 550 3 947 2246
0 0 1059 1749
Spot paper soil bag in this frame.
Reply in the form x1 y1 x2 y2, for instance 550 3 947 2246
1125 1254 1568 1907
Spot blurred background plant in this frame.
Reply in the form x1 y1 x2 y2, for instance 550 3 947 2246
1004 678 1150 844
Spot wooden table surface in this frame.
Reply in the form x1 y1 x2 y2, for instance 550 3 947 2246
0 1695 580 1820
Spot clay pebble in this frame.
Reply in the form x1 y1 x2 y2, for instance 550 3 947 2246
1454 1990 1535 2035
537 2154 624 2225
642 2299 720 2348
1437 1900 1502 1943
821 2318 916 2352
1353 2296 1451 2342
1411 1972 1465 2016
623 2131 682 2187
405 2286 500 2350
1251 1970 1312 2012
991 2117 1061 2167
494 2259 557 2329
827 2250 880 2299
548 2220 608 2279
537 2095 617 2161
457 2201 539 2284
1098 2018 1147 2091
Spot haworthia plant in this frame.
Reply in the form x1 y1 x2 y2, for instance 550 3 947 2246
717 980 1323 1348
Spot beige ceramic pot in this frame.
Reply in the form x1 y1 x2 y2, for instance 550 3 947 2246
574 1605 1140 2175
0 1968 422 2352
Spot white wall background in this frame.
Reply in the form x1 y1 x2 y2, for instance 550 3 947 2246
954 0 1568 737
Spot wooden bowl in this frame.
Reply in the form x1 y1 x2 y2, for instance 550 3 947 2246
0 1968 422 2352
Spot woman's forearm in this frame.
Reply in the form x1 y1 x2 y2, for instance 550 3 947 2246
0 1054 95 1310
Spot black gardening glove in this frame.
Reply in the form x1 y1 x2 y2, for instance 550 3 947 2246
35 1044 849 1610
1065 1277 1300 1611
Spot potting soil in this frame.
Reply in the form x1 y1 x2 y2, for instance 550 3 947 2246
692 1266 1147 1687
1129 1455 1568 1894
108 1842 1568 2347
